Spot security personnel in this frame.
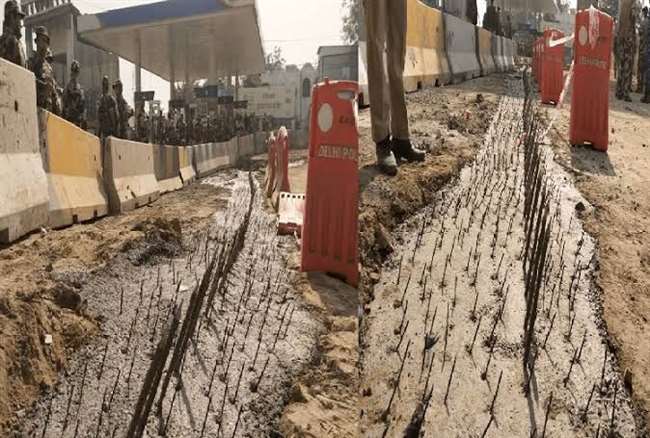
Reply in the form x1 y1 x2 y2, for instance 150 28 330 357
0 0 26 67
97 76 118 138
642 11 650 103
616 0 639 101
63 60 86 128
28 26 61 114
363 0 425 176
483 0 498 34
113 79 132 139
638 7 648 94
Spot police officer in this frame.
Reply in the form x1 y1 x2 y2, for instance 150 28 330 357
97 76 118 138
28 26 61 114
638 7 649 94
113 79 132 139
63 60 86 128
363 0 425 176
0 0 26 67
616 0 639 101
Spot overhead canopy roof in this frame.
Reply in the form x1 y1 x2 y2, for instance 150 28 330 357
77 0 265 81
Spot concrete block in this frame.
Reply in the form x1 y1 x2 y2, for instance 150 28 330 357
0 59 48 242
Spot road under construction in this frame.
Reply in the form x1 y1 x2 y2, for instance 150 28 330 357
2 1 650 438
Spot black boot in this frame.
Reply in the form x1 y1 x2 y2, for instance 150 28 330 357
375 136 398 176
392 138 425 163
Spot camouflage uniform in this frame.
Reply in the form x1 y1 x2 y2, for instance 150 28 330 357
616 0 638 101
63 61 86 128
643 17 650 102
113 81 131 139
638 12 648 93
28 28 61 115
98 77 118 138
0 1 26 68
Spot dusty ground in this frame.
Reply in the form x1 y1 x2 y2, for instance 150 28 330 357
0 180 226 433
358 75 504 300
359 76 643 437
276 158 359 438
547 81 650 429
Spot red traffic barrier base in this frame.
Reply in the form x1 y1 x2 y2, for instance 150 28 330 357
271 127 291 209
540 29 565 105
301 79 359 287
569 6 613 152
278 192 305 236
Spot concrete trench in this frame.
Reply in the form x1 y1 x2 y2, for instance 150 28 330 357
15 170 321 437
360 77 641 437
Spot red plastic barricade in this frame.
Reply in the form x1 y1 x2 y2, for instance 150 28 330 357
540 29 565 105
301 79 359 287
532 38 540 82
264 133 277 198
271 127 290 209
570 6 613 152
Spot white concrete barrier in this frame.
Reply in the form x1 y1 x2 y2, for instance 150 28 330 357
38 110 108 228
193 142 231 177
254 132 268 155
179 146 196 185
153 144 183 194
444 13 481 83
238 134 255 158
476 28 496 76
0 59 49 242
103 137 160 213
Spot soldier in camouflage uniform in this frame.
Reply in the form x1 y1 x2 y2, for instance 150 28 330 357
642 11 650 103
0 0 26 68
63 60 86 128
113 79 132 139
28 26 61 114
97 76 118 138
637 7 648 94
616 0 639 102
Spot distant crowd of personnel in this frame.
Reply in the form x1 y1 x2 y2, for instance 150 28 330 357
0 0 272 145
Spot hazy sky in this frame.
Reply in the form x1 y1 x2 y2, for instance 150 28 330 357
1 0 347 107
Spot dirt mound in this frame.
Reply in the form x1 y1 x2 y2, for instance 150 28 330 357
0 182 226 433
279 265 359 437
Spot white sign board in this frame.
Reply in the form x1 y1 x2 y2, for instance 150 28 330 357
238 86 296 118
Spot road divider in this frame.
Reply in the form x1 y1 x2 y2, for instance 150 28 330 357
39 110 108 228
0 59 49 243
103 137 160 213
444 13 481 83
405 0 451 91
153 144 183 194
477 28 496 76
179 146 196 185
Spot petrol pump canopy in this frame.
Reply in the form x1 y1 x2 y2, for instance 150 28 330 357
77 0 265 81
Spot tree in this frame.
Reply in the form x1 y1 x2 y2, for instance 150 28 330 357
265 46 286 71
342 0 362 44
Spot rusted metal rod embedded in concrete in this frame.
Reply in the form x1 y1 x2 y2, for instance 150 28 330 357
443 355 458 406
480 414 494 438
581 383 597 421
382 340 411 422
541 392 553 438
229 361 246 404
542 313 556 350
489 370 503 415
467 314 483 356
563 347 579 387
198 395 213 438
250 355 270 393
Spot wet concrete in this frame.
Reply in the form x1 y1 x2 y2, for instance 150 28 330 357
360 77 641 437
16 170 322 437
